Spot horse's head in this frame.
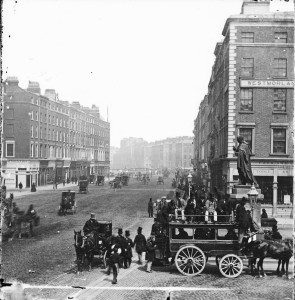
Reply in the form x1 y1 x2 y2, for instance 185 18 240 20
74 230 83 246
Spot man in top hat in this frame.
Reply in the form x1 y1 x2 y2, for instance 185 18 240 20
116 228 126 268
271 224 282 240
83 213 100 236
133 227 147 264
124 230 134 268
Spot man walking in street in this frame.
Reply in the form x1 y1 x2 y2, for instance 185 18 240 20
133 227 146 264
124 230 134 268
108 247 120 284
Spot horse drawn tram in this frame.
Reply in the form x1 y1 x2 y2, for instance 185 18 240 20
153 216 255 278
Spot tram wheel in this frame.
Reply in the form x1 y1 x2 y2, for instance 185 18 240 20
219 254 243 278
175 245 206 276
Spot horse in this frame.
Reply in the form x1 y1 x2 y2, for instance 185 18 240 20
83 232 108 271
74 230 85 274
59 196 73 216
248 238 293 279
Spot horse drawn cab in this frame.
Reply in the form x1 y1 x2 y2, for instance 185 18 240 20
59 191 76 215
89 174 95 184
157 176 164 185
79 179 89 193
121 175 129 186
96 175 105 186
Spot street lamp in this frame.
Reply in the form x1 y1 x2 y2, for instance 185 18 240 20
247 184 259 206
188 173 192 199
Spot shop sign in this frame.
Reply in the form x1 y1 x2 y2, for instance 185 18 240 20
240 79 294 88
277 169 293 176
253 169 274 176
63 160 71 168
40 160 49 168
56 161 64 168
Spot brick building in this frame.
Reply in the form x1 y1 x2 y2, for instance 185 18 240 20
2 77 110 188
193 0 294 213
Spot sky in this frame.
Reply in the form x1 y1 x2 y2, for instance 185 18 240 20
2 0 294 147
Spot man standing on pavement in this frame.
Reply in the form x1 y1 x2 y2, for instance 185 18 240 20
133 227 147 264
145 233 158 273
18 182 23 192
148 198 153 218
124 230 134 268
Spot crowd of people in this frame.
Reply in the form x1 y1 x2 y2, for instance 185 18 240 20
83 213 158 284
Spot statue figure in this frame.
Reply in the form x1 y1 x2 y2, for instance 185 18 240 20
233 136 257 186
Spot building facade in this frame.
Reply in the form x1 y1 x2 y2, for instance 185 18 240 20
2 77 110 188
113 136 194 171
193 0 294 212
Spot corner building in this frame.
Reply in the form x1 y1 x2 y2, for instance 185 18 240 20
194 0 294 214
2 77 110 188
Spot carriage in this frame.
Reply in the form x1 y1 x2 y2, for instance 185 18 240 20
58 191 76 215
121 175 129 186
152 214 265 278
157 176 164 185
96 175 105 186
74 220 116 271
4 206 40 239
79 179 89 193
89 174 95 184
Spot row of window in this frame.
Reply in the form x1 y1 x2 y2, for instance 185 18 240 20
241 58 288 78
5 141 108 160
241 32 289 43
240 88 288 112
239 127 288 154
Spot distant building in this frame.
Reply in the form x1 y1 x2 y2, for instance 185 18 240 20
113 136 193 171
193 0 294 213
2 77 110 188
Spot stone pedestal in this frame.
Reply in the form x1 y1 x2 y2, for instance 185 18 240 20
230 184 264 227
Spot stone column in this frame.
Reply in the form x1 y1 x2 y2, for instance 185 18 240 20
273 181 278 217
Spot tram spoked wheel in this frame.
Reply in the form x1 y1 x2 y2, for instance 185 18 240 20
175 245 206 276
219 254 243 278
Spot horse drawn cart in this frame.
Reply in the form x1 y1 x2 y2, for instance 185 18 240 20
152 214 266 278
74 220 116 271
79 179 89 193
157 176 164 185
96 175 105 186
58 191 76 215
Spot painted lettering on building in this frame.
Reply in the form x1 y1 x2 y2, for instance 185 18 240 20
240 80 294 88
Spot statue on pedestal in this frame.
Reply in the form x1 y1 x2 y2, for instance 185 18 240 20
233 136 257 186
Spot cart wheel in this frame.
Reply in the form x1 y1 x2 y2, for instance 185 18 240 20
219 254 243 278
175 245 206 276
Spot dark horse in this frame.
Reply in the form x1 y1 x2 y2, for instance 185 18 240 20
248 238 293 278
59 197 73 216
83 232 108 271
74 230 85 274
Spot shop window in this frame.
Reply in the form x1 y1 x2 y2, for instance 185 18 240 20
241 58 254 77
273 58 287 78
240 89 253 111
272 128 287 154
273 89 286 112
241 32 254 43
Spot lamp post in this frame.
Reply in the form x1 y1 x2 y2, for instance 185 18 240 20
188 173 192 199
